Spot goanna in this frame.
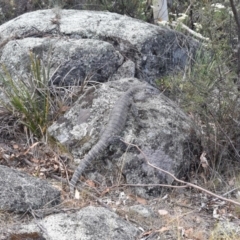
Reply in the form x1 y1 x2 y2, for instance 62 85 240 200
70 83 159 196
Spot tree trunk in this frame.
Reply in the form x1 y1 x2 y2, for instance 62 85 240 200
152 0 169 23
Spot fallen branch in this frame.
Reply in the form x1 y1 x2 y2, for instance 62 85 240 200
172 21 210 42
122 140 240 207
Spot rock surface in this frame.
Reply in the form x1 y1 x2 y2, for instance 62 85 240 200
0 9 204 239
48 78 197 198
0 9 199 85
0 6 239 240
0 165 60 213
1 206 140 240
1 37 124 85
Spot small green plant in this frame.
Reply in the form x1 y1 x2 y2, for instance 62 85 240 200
0 52 54 139
209 221 239 240
158 43 240 184
155 1 240 184
162 51 239 169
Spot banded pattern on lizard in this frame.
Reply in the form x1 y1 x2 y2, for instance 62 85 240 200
70 84 159 196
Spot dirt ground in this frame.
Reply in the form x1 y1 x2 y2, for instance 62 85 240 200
1 138 240 240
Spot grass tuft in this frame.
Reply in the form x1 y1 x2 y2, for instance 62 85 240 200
0 52 54 140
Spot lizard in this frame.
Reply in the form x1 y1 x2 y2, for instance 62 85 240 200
70 83 159 196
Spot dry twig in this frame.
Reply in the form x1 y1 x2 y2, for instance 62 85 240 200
122 140 240 207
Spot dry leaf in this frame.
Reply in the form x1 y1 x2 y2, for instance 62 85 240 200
141 230 154 236
184 228 193 238
213 207 220 219
228 178 235 186
3 154 10 160
202 162 208 168
53 164 59 170
100 188 110 196
218 208 226 215
136 196 147 205
200 172 207 184
31 158 40 163
40 167 47 172
195 216 202 224
86 179 96 188
157 226 169 233
75 189 80 199
60 105 70 113
162 194 168 200
158 209 169 216
128 194 137 201
200 151 209 168
127 194 147 204
13 144 19 149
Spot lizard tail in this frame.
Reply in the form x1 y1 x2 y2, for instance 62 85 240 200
69 155 91 196
69 141 106 197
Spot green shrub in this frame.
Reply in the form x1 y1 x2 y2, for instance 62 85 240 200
0 52 54 139
158 2 240 180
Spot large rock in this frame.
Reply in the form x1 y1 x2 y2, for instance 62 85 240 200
0 165 60 213
0 37 124 85
0 9 199 85
1 206 140 240
48 78 198 198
